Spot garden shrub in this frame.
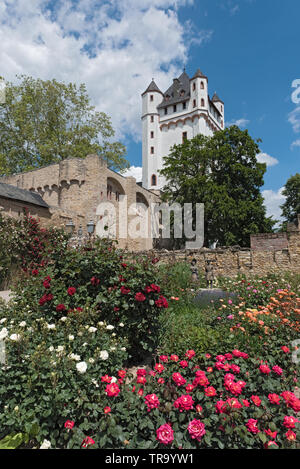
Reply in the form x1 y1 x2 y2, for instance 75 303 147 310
11 239 169 360
0 212 68 288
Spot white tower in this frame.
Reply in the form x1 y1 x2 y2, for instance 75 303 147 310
142 70 225 191
141 80 163 190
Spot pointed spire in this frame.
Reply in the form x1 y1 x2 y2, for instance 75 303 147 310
192 68 207 80
212 92 224 104
142 79 163 96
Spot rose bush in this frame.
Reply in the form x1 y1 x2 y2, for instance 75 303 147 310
1 345 298 449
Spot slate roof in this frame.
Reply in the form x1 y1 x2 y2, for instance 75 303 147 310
211 92 224 104
157 71 191 109
142 80 163 96
192 68 208 80
0 182 49 208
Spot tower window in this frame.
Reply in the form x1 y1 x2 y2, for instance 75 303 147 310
192 82 196 91
150 115 154 122
150 95 154 101
151 174 157 186
182 132 187 143
150 146 154 154
200 81 204 89
183 102 186 110
173 105 177 113
150 131 154 138
193 99 196 108
164 108 168 115
201 98 205 107
221 105 223 112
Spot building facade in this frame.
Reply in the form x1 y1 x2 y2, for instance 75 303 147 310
142 69 225 190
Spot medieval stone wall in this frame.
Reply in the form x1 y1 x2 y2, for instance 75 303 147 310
128 217 300 277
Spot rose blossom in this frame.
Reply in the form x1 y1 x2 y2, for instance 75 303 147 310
172 372 186 386
246 419 260 434
187 419 206 441
106 383 120 397
174 395 194 412
283 416 298 429
64 420 75 429
145 394 160 411
251 395 262 407
268 393 281 405
156 424 174 445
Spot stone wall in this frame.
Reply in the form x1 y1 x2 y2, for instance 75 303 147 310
129 217 300 277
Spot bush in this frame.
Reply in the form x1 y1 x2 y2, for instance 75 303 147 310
0 212 68 288
11 239 169 360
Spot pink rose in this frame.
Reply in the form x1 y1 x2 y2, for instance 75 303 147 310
156 424 174 445
187 419 206 441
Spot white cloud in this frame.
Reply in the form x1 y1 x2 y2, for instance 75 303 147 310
0 0 208 145
288 106 300 133
262 187 285 222
122 165 142 181
291 139 300 149
256 152 279 167
226 118 250 128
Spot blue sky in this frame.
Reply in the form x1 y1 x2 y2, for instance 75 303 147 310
0 0 299 221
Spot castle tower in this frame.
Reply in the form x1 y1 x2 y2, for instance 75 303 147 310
142 70 225 191
141 80 164 190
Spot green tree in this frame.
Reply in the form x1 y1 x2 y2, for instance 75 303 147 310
280 173 300 229
160 126 275 247
0 75 129 175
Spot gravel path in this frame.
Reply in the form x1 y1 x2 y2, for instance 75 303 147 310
0 290 12 303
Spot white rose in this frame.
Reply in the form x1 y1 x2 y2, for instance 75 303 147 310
40 439 51 449
0 328 8 340
111 376 117 383
76 361 87 374
88 358 95 363
19 321 26 327
60 317 67 322
69 353 81 361
100 350 109 360
88 327 97 333
119 323 124 327
110 347 116 351
0 318 7 324
47 324 56 330
68 335 74 341
98 322 104 327
121 347 126 351
49 346 54 352
9 334 21 342
106 325 114 330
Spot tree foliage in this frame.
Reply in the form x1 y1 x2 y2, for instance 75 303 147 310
280 173 300 225
160 126 275 247
0 75 129 175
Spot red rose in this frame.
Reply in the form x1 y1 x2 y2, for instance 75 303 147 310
91 277 100 286
155 296 168 308
56 304 66 312
105 383 120 397
67 287 76 296
120 286 130 295
64 420 75 429
135 292 146 302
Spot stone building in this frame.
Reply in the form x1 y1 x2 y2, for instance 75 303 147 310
1 154 160 251
0 181 50 221
142 69 225 190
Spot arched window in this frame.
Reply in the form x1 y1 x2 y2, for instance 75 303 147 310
200 81 204 89
201 98 205 107
151 174 157 186
192 82 196 91
193 99 196 108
